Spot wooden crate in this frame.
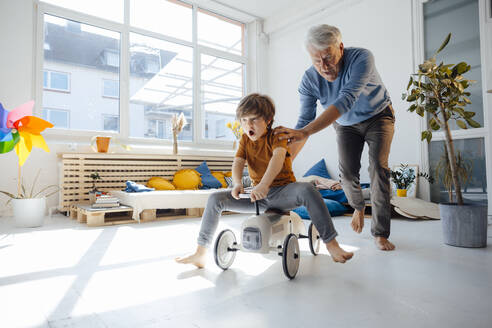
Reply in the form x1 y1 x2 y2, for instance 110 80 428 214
70 204 134 227
59 153 234 213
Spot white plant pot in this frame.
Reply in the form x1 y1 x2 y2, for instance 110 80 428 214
11 197 46 228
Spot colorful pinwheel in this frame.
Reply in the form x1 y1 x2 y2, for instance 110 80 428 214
0 101 54 166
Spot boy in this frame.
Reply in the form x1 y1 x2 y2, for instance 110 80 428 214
176 93 353 268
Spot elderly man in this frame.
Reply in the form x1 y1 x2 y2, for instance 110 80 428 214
276 24 395 251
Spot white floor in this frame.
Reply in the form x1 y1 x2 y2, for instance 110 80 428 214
1 213 491 328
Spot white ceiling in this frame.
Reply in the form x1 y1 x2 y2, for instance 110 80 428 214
192 0 307 22
211 0 302 19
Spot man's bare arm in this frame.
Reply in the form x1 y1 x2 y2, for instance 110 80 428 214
301 104 341 136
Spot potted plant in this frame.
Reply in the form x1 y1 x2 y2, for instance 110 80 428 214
0 101 55 227
88 172 101 204
403 33 487 247
391 164 434 197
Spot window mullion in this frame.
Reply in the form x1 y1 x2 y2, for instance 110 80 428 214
119 0 130 139
193 4 202 144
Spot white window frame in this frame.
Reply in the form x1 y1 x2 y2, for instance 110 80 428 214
42 107 70 129
102 79 119 99
43 69 71 92
34 0 251 150
411 0 491 213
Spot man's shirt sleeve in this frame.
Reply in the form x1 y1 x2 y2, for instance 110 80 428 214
295 72 318 129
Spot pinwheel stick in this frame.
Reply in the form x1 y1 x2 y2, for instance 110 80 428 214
18 163 21 197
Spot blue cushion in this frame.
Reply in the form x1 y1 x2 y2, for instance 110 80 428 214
195 161 222 189
293 198 348 219
303 159 331 179
318 189 348 203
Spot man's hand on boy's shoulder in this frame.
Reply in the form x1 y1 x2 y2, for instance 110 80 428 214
250 183 269 202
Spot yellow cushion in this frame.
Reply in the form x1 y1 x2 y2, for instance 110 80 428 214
173 169 202 190
224 171 232 177
211 171 227 188
147 177 176 190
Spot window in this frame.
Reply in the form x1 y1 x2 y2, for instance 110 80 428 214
201 54 243 140
42 108 69 128
43 70 70 92
423 0 487 205
43 14 120 132
129 34 193 141
39 0 246 146
103 115 119 131
103 79 119 98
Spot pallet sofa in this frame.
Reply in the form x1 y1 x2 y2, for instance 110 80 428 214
59 153 234 222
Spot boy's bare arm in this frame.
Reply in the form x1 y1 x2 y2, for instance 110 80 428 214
258 147 287 188
232 157 246 186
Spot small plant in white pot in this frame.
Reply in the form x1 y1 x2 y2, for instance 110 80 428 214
0 101 55 227
402 33 487 248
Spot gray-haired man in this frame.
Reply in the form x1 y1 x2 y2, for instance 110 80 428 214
276 24 395 251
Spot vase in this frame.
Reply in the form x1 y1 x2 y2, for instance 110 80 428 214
233 140 237 151
440 203 487 248
12 197 46 228
396 189 407 197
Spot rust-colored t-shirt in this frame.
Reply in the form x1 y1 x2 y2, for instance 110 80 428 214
235 129 296 187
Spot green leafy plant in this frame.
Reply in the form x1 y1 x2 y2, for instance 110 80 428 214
90 172 101 192
391 164 434 190
402 33 479 205
0 170 59 201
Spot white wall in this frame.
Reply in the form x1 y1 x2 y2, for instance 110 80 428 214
263 0 422 188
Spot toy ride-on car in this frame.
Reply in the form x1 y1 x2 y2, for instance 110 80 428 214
213 195 321 279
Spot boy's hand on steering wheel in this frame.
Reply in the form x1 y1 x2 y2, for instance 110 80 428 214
231 184 244 200
250 183 269 202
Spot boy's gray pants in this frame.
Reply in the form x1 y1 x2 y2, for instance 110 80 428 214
197 182 338 247
333 105 395 239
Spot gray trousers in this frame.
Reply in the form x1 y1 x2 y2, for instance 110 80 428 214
333 105 395 238
197 182 338 247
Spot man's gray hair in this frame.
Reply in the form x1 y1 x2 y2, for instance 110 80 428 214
305 24 342 50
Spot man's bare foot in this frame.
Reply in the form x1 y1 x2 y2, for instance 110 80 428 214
175 245 207 268
325 239 354 263
375 237 395 251
351 206 365 233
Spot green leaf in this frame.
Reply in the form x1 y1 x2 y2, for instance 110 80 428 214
456 120 468 129
408 104 417 112
435 33 451 55
464 111 475 118
407 94 418 102
465 118 481 128
429 118 440 130
401 93 407 100
454 62 470 75
416 105 425 117
407 77 413 91
462 96 472 104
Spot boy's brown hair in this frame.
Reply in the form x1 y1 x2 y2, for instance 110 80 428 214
236 93 275 129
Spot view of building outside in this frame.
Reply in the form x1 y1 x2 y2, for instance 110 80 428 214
41 0 244 142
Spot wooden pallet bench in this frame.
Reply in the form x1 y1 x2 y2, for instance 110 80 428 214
70 204 134 227
69 204 207 227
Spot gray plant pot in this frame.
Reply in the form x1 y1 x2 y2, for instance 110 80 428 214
439 203 488 248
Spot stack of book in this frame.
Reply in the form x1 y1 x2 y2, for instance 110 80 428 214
92 194 120 208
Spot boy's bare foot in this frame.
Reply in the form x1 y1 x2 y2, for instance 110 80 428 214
325 239 354 263
375 237 395 251
175 245 207 268
351 206 365 233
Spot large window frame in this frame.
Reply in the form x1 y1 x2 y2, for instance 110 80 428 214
35 0 248 148
411 0 491 212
